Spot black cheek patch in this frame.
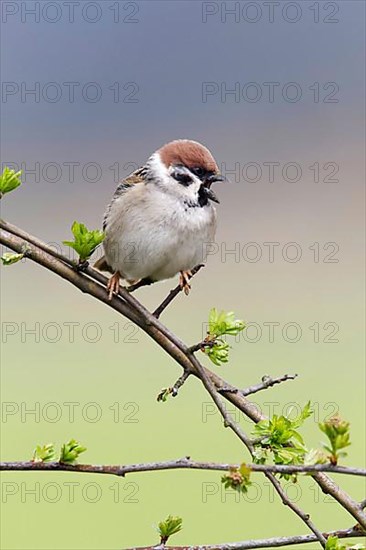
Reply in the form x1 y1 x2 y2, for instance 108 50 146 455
198 185 209 207
176 173 193 186
171 166 193 186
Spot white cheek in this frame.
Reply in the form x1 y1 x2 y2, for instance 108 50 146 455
149 153 202 199
148 152 171 185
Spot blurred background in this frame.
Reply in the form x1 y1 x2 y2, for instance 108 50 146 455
1 1 365 548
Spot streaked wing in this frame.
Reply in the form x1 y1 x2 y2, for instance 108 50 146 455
102 166 147 231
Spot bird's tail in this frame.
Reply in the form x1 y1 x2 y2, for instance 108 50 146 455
93 256 113 274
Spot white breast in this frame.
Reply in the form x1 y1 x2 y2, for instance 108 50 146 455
103 184 217 282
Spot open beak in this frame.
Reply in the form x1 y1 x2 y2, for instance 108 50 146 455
202 173 225 204
205 174 226 187
203 186 220 204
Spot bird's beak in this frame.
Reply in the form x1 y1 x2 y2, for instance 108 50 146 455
202 173 225 203
205 173 226 187
204 186 220 204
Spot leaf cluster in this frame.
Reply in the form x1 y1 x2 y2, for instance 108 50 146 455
32 443 56 463
204 308 245 366
63 221 104 262
157 515 182 544
252 402 312 476
32 439 86 465
319 416 351 465
60 439 87 464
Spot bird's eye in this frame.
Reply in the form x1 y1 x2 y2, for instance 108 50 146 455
171 166 193 186
192 167 206 179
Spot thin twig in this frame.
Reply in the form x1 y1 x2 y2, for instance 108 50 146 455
1 459 365 477
188 340 216 354
265 471 326 545
240 374 298 396
188 352 255 453
157 370 191 401
172 370 191 396
153 264 205 318
120 527 364 550
217 374 298 395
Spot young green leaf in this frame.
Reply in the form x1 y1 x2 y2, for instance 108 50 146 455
204 338 230 366
59 439 86 464
202 309 245 366
324 536 365 550
1 252 24 266
32 443 56 463
157 515 182 544
319 415 351 465
291 401 313 429
252 403 313 476
0 167 22 197
63 221 104 262
208 308 245 337
325 536 345 550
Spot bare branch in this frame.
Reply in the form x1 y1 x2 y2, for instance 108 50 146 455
217 374 298 396
157 370 191 401
313 471 366 528
265 470 326 545
153 264 205 318
120 527 364 550
241 373 298 396
171 370 191 396
1 459 365 477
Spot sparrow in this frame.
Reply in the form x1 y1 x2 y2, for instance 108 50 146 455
94 139 224 299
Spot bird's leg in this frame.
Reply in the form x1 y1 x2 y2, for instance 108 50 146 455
107 271 121 300
179 270 192 296
126 277 154 293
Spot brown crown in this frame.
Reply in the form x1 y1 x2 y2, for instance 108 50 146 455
158 140 219 173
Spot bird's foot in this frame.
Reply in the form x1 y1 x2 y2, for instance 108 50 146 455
107 271 121 300
179 270 192 296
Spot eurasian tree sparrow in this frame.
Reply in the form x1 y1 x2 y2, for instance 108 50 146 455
95 139 224 299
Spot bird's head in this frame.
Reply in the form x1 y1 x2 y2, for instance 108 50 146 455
147 139 224 207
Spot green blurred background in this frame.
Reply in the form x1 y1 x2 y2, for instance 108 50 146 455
1 1 365 548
